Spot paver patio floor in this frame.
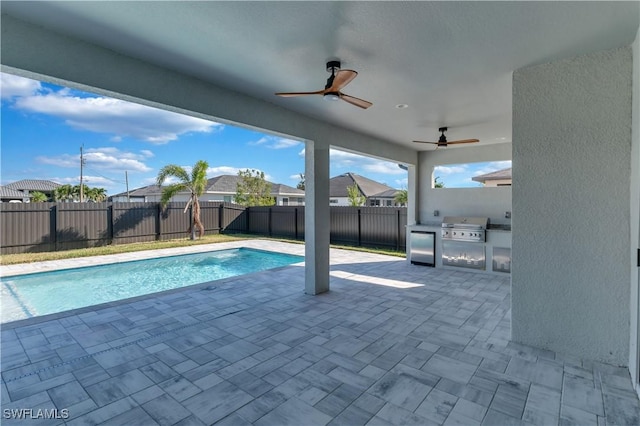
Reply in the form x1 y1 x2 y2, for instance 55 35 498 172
2 241 639 425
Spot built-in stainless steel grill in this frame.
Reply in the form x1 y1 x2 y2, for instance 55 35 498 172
441 216 489 242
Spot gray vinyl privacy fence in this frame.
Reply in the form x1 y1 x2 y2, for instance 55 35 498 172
0 202 407 254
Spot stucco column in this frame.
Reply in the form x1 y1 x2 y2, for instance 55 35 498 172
512 47 632 365
406 164 419 225
304 139 330 295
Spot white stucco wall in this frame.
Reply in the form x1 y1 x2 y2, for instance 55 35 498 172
512 47 633 365
330 197 350 206
418 143 512 225
629 27 640 384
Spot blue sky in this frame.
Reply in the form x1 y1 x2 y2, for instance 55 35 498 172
1 72 508 195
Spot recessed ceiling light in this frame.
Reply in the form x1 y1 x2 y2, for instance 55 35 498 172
395 104 409 109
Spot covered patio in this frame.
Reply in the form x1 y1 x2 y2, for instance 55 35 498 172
1 2 640 424
2 241 639 425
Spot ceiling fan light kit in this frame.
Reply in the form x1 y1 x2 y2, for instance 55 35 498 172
324 92 340 101
275 60 373 109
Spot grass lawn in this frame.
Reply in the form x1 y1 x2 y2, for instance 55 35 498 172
0 234 405 265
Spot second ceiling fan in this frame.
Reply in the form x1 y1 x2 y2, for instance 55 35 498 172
275 61 372 109
413 127 479 148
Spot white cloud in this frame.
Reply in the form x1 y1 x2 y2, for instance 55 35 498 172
140 176 163 186
232 168 273 182
207 166 242 177
472 160 512 177
361 162 406 175
49 177 79 185
82 176 118 187
395 178 408 187
434 165 468 175
249 136 300 149
140 150 155 158
0 73 41 99
184 165 272 182
37 147 152 173
51 175 118 190
289 173 304 181
12 88 221 143
330 149 406 175
329 149 360 167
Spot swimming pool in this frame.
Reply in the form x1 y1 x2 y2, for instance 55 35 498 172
1 248 303 322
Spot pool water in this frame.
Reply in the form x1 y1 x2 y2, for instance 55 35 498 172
1 248 303 321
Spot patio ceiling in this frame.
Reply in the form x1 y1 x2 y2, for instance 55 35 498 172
1 1 638 150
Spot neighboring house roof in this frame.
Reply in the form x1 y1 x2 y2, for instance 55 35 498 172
330 173 397 198
111 175 305 199
472 167 512 183
5 179 61 192
372 188 400 198
205 175 242 194
111 184 162 198
270 183 305 197
204 175 303 196
0 186 32 199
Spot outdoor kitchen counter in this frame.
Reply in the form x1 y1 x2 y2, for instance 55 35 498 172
407 224 512 273
487 224 511 232
486 227 512 248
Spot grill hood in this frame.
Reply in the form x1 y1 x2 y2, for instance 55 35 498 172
441 216 489 229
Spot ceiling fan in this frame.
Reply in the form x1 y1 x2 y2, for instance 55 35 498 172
275 61 372 109
413 127 479 148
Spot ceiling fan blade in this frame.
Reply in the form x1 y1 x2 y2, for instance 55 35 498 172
275 90 325 97
339 93 372 109
412 140 438 144
445 139 480 145
328 70 358 91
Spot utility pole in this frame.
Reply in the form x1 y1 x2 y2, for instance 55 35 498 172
125 171 130 202
79 145 85 202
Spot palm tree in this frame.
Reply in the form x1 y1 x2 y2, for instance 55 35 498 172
296 173 305 190
72 184 90 202
54 184 74 202
394 189 408 206
30 191 48 203
86 187 107 202
156 160 209 240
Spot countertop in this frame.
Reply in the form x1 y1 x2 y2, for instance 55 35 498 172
407 223 511 232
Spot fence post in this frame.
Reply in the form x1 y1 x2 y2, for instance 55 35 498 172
219 203 224 234
396 208 401 251
109 203 115 245
52 203 58 252
357 208 362 246
294 208 298 240
156 203 162 240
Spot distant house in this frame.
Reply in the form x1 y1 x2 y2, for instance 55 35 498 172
472 167 512 187
0 186 31 203
110 175 305 206
3 179 61 201
109 184 163 203
329 173 401 206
